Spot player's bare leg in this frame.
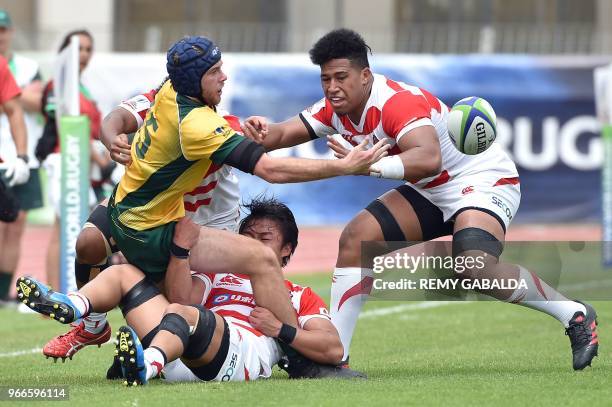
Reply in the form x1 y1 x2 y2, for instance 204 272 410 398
117 302 226 386
189 226 298 326
18 264 165 365
453 209 598 370
332 188 424 362
44 200 115 361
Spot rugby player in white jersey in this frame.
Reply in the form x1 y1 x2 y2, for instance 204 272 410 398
241 29 598 371
17 198 362 384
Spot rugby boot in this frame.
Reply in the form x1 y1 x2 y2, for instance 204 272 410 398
43 321 111 362
565 301 598 370
106 355 124 380
15 276 84 323
115 326 147 386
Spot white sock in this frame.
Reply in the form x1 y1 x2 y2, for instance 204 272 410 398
83 312 107 334
143 347 166 380
67 292 91 317
506 266 586 328
330 267 373 361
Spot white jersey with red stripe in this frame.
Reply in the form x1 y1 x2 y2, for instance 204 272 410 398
300 73 518 189
187 272 331 380
119 91 240 231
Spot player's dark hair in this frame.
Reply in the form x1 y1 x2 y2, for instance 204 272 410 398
58 29 93 53
309 28 371 69
239 197 298 267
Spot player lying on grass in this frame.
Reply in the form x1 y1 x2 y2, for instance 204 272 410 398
40 35 389 364
18 198 363 383
241 28 598 370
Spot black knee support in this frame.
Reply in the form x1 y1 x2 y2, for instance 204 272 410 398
140 326 159 348
86 204 118 253
365 199 405 241
74 259 110 285
183 305 217 360
452 227 504 258
158 313 190 351
118 278 161 317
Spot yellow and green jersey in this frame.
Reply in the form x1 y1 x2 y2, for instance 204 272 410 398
112 81 244 231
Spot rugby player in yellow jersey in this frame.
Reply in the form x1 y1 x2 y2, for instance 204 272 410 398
106 36 388 331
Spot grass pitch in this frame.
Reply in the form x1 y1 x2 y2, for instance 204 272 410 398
0 272 610 407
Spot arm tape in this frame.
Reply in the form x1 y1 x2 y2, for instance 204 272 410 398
369 155 405 180
223 138 266 174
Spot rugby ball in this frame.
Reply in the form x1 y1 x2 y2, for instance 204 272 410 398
447 96 497 155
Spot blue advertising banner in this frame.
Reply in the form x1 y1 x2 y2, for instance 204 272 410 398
227 55 606 225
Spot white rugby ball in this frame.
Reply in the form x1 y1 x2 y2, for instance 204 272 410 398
447 96 497 155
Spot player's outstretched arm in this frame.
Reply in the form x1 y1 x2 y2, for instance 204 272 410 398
253 138 390 184
242 115 312 152
249 306 343 365
100 107 136 165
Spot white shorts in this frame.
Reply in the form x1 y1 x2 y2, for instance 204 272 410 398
408 168 521 232
43 153 97 217
161 319 279 383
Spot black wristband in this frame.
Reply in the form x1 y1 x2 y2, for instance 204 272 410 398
277 323 297 344
170 242 190 259
17 154 29 164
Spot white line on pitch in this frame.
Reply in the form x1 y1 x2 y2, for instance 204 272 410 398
359 301 469 319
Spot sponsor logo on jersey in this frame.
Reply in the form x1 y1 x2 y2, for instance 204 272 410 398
221 352 239 381
218 275 244 286
461 186 474 195
213 294 230 304
491 195 513 221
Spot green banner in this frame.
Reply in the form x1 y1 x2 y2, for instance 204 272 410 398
59 116 90 292
603 126 612 267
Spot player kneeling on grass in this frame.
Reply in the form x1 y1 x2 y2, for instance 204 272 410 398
17 198 362 383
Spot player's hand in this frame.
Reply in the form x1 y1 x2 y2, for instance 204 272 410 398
326 135 351 159
241 116 268 144
249 306 283 337
339 139 390 175
109 133 132 166
5 156 30 187
173 217 200 250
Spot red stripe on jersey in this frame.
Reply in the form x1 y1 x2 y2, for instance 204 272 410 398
422 170 450 189
223 115 242 132
386 78 404 92
185 181 218 196
420 88 442 113
204 163 222 178
338 276 373 311
493 177 520 186
312 98 334 127
338 106 381 136
381 91 431 138
232 321 264 337
244 367 250 381
184 198 211 212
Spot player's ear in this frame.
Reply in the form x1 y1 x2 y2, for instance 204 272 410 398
361 67 372 85
280 243 293 260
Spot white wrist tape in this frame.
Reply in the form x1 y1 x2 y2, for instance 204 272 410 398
369 155 405 180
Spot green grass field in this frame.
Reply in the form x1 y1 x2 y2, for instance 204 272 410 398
0 272 610 407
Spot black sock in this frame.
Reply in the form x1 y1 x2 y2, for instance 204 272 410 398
0 271 13 300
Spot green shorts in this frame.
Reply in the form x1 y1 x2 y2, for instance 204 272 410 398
108 202 176 282
0 168 43 211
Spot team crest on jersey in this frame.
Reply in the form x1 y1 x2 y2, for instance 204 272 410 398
218 275 244 286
